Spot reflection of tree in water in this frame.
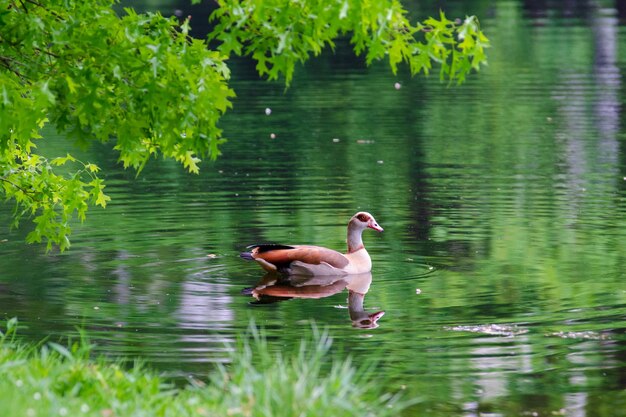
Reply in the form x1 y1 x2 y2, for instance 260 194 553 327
242 272 384 329
551 1 620 228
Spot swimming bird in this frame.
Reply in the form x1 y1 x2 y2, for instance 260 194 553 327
240 212 383 276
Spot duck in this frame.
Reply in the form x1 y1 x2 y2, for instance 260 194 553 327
240 212 383 276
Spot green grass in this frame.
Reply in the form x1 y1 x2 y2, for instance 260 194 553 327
0 319 407 417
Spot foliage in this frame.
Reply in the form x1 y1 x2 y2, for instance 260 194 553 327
1 150 110 251
209 0 489 85
0 0 489 251
204 324 409 416
0 318 407 417
1 0 233 250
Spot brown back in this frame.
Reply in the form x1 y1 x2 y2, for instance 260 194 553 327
257 245 349 269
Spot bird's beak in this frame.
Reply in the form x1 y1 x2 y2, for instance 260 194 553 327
352 311 385 328
368 221 384 232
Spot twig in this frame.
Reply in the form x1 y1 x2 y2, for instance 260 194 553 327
0 177 35 196
22 0 65 21
34 47 59 59
17 0 28 13
0 56 29 81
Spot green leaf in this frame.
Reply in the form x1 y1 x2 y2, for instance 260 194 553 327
85 163 100 173
181 151 201 174
50 154 76 166
40 80 56 104
65 76 78 94
95 190 110 208
48 342 75 361
1 85 10 105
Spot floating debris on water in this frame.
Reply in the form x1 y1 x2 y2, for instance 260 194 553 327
356 139 375 144
445 324 529 337
548 331 611 340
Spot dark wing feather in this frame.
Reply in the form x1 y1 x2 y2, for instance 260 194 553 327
241 244 296 261
249 244 297 253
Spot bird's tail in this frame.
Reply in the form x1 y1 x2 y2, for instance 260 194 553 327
240 251 254 261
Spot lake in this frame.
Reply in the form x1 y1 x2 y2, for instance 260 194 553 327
1 1 625 416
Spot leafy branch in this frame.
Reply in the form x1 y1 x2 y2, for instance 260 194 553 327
1 0 234 250
207 0 490 85
0 176 34 196
1 148 110 251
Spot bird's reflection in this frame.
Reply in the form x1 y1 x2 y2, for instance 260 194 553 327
242 272 384 329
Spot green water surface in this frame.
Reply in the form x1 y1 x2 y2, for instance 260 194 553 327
1 1 625 416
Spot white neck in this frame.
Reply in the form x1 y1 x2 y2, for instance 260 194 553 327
347 221 365 253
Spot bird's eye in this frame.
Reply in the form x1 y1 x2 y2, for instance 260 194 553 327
357 214 369 222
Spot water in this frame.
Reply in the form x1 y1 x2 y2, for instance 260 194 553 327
1 1 626 416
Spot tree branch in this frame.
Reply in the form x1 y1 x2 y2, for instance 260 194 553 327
17 0 29 13
0 177 35 197
23 0 65 20
0 55 29 82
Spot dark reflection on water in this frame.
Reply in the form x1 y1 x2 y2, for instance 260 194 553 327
2 0 626 416
242 272 385 329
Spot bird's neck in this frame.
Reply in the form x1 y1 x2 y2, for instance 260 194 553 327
347 223 364 253
348 290 365 320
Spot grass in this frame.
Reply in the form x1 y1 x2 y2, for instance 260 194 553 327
0 318 407 417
